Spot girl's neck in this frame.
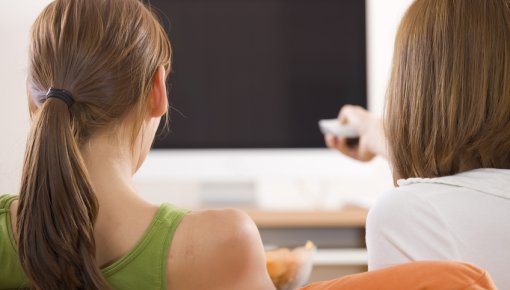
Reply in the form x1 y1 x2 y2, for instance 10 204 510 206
80 133 155 222
80 133 158 266
81 134 141 207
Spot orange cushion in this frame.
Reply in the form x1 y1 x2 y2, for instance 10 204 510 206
299 261 496 290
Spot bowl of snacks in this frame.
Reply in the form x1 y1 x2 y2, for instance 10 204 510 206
265 241 316 290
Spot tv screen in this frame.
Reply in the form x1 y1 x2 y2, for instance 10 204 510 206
148 0 367 148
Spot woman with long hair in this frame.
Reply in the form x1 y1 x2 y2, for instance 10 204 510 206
327 0 510 289
0 0 274 289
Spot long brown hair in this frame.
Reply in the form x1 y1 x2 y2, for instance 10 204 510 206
17 0 171 289
385 0 510 180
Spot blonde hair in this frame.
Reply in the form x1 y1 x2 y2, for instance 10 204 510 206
17 0 171 289
386 0 510 180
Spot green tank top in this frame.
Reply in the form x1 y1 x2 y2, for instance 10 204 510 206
0 194 189 290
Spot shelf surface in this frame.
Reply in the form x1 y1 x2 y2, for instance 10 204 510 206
242 206 368 228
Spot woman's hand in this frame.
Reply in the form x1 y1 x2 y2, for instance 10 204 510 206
324 105 388 161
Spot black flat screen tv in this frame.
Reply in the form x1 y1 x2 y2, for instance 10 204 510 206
147 0 367 149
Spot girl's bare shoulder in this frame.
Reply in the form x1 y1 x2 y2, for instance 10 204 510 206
166 208 274 290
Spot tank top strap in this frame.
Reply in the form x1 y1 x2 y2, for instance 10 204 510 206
0 195 189 290
0 194 30 289
102 203 190 290
0 194 18 252
0 194 17 212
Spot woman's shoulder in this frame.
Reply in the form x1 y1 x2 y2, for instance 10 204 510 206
367 187 420 232
181 207 256 233
366 185 460 269
369 185 434 213
171 207 261 260
367 183 453 231
166 208 273 290
370 180 462 211
171 208 261 256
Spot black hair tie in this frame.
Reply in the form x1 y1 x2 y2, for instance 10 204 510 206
46 87 75 108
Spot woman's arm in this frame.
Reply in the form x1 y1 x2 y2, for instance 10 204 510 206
166 208 275 290
325 105 388 161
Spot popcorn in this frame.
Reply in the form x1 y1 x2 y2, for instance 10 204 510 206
266 241 316 290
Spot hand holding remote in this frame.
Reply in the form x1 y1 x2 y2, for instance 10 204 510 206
322 105 387 162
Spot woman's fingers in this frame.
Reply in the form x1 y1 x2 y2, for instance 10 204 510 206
325 105 383 162
326 135 361 160
325 134 337 148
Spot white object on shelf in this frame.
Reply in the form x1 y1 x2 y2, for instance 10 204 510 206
313 248 368 266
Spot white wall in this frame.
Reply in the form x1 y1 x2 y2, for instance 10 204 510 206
0 0 414 194
0 1 52 193
367 0 415 115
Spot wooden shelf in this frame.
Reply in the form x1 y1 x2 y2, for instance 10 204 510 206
241 206 368 228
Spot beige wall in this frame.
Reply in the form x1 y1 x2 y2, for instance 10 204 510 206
0 1 52 193
367 0 415 115
0 0 414 193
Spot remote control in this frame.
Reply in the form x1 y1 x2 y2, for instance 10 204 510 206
318 119 359 138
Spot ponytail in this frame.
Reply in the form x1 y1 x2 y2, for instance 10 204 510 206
19 0 172 286
17 98 109 289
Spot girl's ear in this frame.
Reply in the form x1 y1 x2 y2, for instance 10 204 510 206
148 66 168 117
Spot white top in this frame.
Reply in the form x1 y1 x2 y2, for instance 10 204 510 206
366 168 510 290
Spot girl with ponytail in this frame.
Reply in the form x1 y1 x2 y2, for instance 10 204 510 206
0 0 274 289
